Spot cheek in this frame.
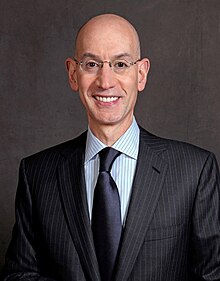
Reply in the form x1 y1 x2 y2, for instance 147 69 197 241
77 75 96 95
123 77 139 99
77 80 97 108
122 72 139 90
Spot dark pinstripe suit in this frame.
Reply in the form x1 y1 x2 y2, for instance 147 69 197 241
2 127 220 280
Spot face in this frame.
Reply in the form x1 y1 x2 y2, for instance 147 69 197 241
66 15 150 135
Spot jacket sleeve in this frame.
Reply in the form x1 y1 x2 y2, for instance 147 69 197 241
190 153 220 280
2 160 57 281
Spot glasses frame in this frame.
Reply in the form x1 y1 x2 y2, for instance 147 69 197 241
73 57 141 74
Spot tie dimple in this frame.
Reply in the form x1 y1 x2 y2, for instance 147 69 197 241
99 147 121 172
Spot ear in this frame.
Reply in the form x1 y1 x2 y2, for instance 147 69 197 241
137 58 150 92
65 58 78 91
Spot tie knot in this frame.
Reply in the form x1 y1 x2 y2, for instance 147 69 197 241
99 147 121 172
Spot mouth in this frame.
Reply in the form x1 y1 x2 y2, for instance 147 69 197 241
95 96 120 103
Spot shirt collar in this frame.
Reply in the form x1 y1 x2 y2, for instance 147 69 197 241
85 118 140 163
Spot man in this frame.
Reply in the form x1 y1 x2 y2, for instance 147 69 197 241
2 14 220 281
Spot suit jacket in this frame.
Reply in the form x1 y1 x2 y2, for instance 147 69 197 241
2 127 220 281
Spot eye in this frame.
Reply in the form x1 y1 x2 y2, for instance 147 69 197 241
84 60 99 69
114 60 130 69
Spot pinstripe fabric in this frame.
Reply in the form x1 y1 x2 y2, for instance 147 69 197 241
115 130 220 281
85 118 139 224
2 127 220 281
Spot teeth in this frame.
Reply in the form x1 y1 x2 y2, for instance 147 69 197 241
96 96 118 103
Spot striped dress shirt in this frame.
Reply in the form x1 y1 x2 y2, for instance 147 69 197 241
84 118 140 225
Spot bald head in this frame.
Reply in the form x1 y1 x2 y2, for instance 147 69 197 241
74 14 141 59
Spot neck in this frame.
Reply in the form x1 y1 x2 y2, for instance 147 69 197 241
89 119 133 146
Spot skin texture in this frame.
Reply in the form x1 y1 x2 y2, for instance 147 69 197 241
66 14 150 145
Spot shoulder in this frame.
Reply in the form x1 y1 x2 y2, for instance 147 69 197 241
21 131 87 169
139 126 215 167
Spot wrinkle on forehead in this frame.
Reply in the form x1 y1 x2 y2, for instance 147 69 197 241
75 14 141 59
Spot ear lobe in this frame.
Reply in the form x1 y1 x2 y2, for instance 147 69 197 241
137 58 150 92
65 58 78 91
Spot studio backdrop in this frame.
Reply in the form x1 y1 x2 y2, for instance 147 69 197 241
0 0 220 271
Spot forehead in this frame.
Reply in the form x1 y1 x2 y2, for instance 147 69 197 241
75 19 138 59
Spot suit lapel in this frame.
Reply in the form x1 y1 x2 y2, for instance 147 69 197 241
115 129 168 281
57 133 100 281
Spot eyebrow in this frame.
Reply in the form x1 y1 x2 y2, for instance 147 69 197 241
80 52 134 61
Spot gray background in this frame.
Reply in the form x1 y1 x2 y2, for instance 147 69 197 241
0 0 220 271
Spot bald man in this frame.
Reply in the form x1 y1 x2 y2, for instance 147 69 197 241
2 14 220 281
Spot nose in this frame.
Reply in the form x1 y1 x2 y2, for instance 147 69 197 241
95 62 116 90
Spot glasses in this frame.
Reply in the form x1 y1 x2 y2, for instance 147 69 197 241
73 58 141 75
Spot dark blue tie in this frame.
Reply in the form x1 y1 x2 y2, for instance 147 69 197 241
92 147 122 281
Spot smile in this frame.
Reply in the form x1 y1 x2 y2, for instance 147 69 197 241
95 96 119 103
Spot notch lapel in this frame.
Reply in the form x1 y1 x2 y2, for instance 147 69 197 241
115 129 168 281
57 134 100 281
